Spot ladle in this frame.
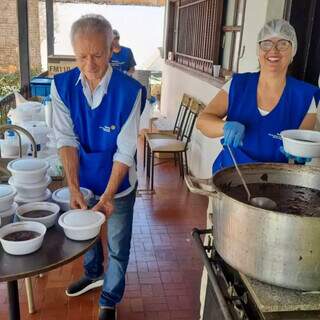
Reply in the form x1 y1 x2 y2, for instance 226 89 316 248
227 145 277 210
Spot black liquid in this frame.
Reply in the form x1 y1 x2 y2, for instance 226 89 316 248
23 210 53 218
222 183 320 216
3 231 41 241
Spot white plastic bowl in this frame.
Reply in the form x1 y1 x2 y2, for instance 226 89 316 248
281 130 320 158
58 210 105 241
7 158 49 184
15 189 52 204
0 221 46 255
0 202 18 227
52 187 93 212
0 185 16 212
16 202 60 228
8 175 52 199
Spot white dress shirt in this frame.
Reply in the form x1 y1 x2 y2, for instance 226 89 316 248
51 65 141 198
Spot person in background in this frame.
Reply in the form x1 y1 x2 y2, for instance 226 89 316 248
52 14 145 320
110 29 136 75
196 19 320 173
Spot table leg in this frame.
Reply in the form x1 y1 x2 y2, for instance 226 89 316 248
25 277 35 314
7 280 20 320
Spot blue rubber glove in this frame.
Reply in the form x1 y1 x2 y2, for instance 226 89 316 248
279 146 312 164
223 121 245 148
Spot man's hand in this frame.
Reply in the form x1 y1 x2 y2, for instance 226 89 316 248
92 195 114 217
70 191 87 209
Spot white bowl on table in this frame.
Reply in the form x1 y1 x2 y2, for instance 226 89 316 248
0 185 16 212
52 187 93 212
16 202 60 228
7 158 49 184
8 175 52 199
0 221 46 255
281 129 320 158
0 202 18 227
58 210 105 241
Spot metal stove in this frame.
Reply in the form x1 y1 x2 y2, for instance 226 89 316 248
193 228 320 320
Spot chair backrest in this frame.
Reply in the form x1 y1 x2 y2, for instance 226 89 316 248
172 93 192 135
177 98 203 145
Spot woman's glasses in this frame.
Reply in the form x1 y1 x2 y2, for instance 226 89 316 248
259 39 291 52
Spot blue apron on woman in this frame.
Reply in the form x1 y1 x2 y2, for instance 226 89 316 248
213 72 319 173
54 67 144 195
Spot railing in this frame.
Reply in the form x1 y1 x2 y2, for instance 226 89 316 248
174 0 223 76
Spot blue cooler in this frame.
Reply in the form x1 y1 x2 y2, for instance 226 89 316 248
30 77 53 97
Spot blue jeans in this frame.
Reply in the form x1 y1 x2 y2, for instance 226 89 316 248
84 188 136 307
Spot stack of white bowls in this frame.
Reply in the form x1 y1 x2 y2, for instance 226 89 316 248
0 185 17 226
7 158 51 204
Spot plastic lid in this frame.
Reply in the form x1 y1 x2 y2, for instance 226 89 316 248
52 187 92 203
62 210 102 227
8 158 48 172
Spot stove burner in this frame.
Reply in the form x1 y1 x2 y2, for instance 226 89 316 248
192 228 320 320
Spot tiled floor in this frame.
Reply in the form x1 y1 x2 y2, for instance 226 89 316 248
0 138 208 320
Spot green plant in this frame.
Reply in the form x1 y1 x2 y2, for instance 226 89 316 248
0 68 42 97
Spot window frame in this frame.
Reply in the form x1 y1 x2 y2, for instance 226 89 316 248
165 0 246 78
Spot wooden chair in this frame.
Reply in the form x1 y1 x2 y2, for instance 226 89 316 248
145 98 205 191
143 93 192 169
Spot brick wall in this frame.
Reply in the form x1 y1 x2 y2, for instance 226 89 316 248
0 0 41 73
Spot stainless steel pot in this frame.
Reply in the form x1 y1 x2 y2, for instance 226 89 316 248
186 163 320 291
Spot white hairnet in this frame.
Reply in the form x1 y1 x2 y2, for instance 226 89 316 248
257 19 297 58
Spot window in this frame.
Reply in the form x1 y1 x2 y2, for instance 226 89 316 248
166 0 246 77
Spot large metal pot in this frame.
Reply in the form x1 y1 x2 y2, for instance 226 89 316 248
186 163 320 291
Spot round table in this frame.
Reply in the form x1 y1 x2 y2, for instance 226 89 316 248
0 225 97 320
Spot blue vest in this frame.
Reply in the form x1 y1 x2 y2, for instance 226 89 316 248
213 72 320 173
54 67 142 196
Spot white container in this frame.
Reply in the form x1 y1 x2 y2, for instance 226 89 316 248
0 221 46 255
8 175 52 199
280 129 320 158
58 210 105 241
15 189 52 204
0 202 18 227
52 187 93 212
8 102 45 125
0 185 16 212
16 202 60 228
0 139 28 158
7 158 49 184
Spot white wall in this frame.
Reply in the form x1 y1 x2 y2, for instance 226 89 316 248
266 0 286 21
238 0 269 72
160 64 222 178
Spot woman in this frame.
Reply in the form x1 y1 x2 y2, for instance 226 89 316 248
197 19 320 173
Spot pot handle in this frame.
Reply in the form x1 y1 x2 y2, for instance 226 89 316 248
185 175 220 198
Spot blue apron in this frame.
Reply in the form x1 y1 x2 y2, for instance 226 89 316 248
54 67 143 195
213 72 320 173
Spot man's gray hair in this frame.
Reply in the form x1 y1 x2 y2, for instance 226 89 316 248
71 14 113 49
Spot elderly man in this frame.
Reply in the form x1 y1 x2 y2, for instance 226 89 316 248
51 14 144 320
110 29 136 75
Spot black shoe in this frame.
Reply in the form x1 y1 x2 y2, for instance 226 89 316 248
65 276 103 297
99 307 117 320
